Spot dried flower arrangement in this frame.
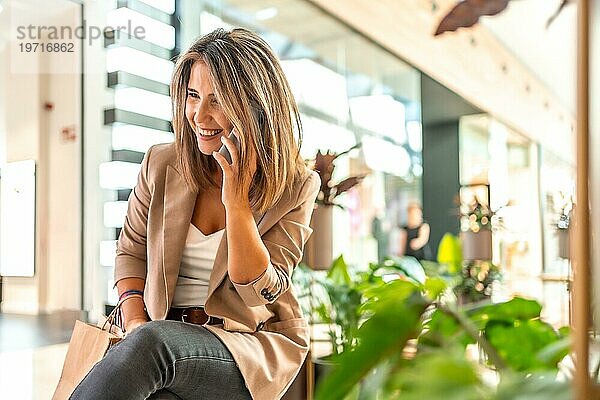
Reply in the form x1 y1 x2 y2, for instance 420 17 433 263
308 143 367 209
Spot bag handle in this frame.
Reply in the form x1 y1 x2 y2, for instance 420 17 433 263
101 293 144 333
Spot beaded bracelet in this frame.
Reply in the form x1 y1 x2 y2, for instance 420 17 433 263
119 289 144 302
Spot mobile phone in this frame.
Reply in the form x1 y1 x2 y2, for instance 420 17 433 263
217 128 241 165
217 107 264 165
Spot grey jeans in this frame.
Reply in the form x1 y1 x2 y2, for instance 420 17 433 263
69 319 253 400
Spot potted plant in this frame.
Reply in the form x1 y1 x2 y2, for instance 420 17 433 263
454 260 501 305
311 257 361 386
302 144 366 270
293 254 427 392
313 272 572 400
437 232 501 305
459 196 495 262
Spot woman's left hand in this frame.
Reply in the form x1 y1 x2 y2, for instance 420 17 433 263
212 130 257 210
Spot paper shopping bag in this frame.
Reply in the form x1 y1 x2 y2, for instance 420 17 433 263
51 320 122 399
51 294 138 400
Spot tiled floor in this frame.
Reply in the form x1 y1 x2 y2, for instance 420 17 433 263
0 342 69 399
0 310 87 400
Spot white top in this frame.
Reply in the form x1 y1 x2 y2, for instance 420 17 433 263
171 223 225 307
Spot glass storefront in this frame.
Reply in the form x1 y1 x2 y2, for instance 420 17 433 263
179 0 423 270
91 0 577 323
459 114 573 326
539 148 575 326
0 0 575 326
99 0 424 313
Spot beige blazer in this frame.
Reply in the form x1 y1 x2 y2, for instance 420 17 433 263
113 142 320 400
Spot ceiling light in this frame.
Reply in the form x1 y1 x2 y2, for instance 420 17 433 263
255 7 277 21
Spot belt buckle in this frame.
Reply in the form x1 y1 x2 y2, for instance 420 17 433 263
180 307 194 323
181 307 204 324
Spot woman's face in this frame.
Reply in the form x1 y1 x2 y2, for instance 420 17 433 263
185 61 233 155
407 206 423 225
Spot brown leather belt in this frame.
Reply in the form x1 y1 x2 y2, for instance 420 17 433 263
166 306 223 326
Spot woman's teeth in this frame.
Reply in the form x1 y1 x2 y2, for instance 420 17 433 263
199 129 222 136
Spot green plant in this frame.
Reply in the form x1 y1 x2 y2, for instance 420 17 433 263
294 255 428 357
436 232 501 304
314 276 571 400
461 196 495 233
313 255 363 355
454 260 501 303
437 232 463 274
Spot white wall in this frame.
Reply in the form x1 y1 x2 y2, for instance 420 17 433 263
81 0 114 323
1 48 42 314
0 46 6 166
1 0 81 314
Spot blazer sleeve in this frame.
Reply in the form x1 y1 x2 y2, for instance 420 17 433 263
232 171 320 306
112 145 154 289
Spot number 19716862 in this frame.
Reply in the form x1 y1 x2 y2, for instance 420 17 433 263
19 42 74 52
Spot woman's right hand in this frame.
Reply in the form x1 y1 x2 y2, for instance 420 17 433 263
124 317 149 336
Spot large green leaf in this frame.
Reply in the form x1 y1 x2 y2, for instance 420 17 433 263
327 255 352 286
467 297 542 330
423 277 447 300
360 280 420 314
385 347 491 400
495 373 571 400
315 289 427 400
419 309 475 349
437 233 462 274
484 319 562 371
395 256 427 284
370 256 426 285
535 336 570 368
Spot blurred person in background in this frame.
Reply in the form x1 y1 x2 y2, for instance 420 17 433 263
392 202 432 262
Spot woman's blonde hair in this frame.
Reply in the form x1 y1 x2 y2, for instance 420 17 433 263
170 28 306 214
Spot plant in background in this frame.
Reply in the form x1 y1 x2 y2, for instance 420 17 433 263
312 255 363 355
294 254 428 357
437 232 501 304
293 253 569 399
308 143 366 209
553 191 573 231
460 196 495 233
454 260 501 303
314 274 572 400
437 232 463 274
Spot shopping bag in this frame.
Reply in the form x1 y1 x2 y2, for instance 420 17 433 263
51 294 139 399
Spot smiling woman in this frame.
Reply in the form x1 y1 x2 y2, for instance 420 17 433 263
70 27 320 400
170 29 307 216
184 62 232 153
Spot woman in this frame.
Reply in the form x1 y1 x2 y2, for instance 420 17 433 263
70 28 320 400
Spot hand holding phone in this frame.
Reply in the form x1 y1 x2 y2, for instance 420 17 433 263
217 106 263 165
217 129 241 165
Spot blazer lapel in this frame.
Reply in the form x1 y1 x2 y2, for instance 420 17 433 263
162 163 268 311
